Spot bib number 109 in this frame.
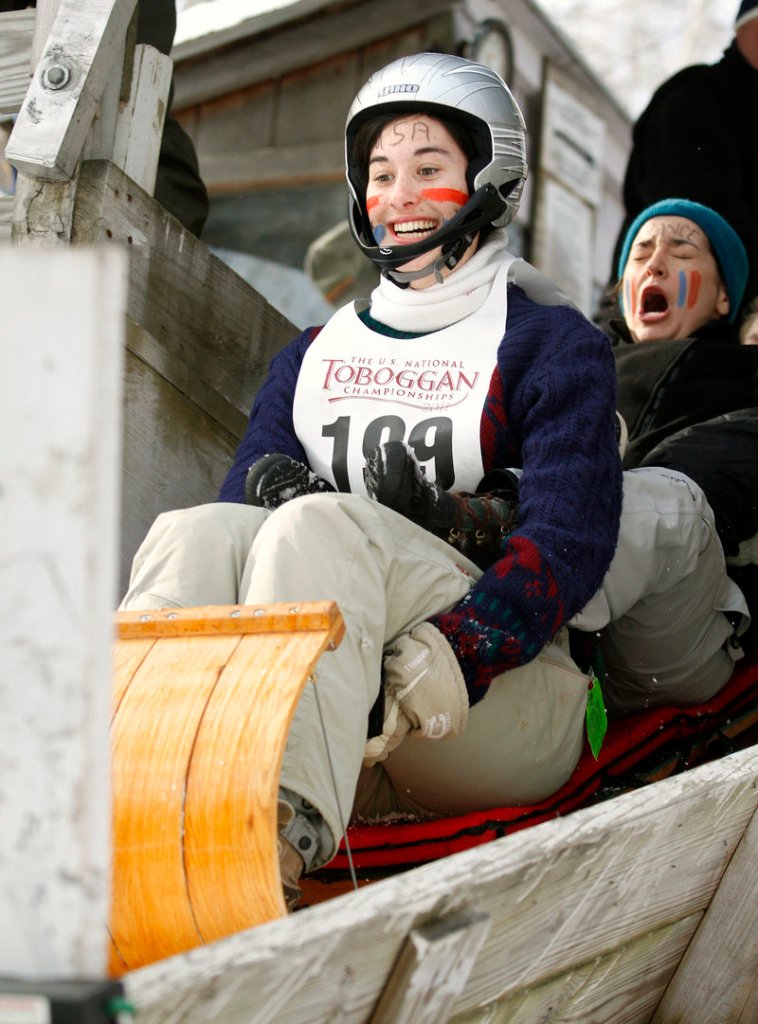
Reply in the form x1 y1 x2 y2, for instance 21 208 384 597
322 414 455 491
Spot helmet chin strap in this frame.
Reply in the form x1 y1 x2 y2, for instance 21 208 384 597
385 233 476 288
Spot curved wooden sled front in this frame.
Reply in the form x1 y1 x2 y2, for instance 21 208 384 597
108 601 345 976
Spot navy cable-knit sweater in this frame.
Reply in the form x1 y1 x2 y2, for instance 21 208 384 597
218 284 622 705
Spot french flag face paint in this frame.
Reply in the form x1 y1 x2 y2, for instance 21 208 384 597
675 269 702 309
686 269 701 308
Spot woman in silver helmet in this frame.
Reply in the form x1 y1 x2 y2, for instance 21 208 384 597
120 54 745 905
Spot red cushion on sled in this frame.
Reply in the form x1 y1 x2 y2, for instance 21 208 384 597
330 651 758 870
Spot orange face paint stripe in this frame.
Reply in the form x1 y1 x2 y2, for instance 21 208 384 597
420 188 468 205
366 195 380 211
687 269 702 309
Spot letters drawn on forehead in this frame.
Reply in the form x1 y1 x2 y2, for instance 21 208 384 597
373 120 432 150
635 218 704 248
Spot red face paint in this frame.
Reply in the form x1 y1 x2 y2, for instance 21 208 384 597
686 269 702 309
420 188 468 205
366 195 380 212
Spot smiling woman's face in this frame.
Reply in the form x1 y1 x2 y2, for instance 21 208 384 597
364 115 474 289
622 215 730 342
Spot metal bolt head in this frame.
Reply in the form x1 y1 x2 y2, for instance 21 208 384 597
42 64 70 90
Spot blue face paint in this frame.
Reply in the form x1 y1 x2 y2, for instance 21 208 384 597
677 270 687 308
372 225 387 243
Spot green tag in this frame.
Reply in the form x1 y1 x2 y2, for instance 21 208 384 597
586 676 607 760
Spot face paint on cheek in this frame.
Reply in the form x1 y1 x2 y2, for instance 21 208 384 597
625 277 637 317
686 269 702 309
420 188 468 206
366 195 380 212
677 270 687 308
372 224 387 243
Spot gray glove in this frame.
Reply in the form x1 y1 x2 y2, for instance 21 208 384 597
363 622 469 767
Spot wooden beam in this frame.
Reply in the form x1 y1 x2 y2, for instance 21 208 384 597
651 803 758 1023
369 911 491 1024
111 43 172 195
0 9 35 118
11 165 79 244
0 245 127 977
6 0 138 180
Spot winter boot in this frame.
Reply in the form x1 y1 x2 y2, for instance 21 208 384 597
245 453 335 510
277 799 304 911
363 441 519 570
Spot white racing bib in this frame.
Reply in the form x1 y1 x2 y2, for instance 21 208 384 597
293 260 512 495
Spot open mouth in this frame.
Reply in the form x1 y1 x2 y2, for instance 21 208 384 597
638 285 670 320
391 219 438 240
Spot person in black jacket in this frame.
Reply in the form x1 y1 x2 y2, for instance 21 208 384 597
599 0 758 328
613 198 758 641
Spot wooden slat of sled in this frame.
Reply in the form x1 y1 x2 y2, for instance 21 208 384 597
109 601 344 976
122 744 758 1024
110 632 236 973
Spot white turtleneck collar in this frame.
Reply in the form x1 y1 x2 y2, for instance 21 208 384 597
364 229 579 334
367 229 512 333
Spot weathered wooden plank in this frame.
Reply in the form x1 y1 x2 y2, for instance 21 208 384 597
451 915 701 1024
73 161 296 426
651 803 758 1023
111 43 172 195
119 341 239 597
0 9 35 118
198 141 345 191
6 0 137 180
122 746 758 1024
0 245 126 978
370 911 491 1024
80 26 127 165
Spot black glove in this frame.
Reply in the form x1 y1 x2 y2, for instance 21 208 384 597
245 453 335 510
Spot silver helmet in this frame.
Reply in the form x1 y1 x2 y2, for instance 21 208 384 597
345 52 528 282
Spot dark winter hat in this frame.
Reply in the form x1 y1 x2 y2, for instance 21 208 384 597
736 0 758 28
617 199 748 322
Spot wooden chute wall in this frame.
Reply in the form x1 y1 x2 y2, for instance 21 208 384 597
0 0 299 598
